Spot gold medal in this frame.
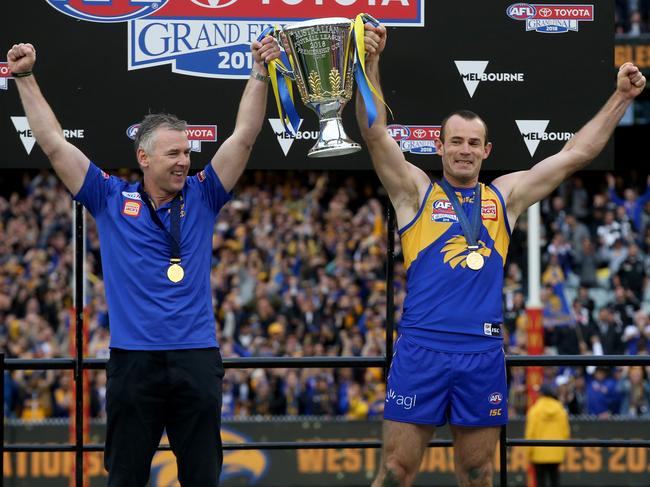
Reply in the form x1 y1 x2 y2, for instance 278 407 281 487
167 263 185 283
466 251 484 271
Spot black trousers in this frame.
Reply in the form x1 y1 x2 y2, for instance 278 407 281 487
104 348 224 487
534 462 560 487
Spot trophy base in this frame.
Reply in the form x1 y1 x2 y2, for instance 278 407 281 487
308 142 362 158
308 118 362 158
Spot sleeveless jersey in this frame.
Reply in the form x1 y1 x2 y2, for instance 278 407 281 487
397 180 511 351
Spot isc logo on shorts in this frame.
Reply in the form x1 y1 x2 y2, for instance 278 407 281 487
123 200 141 217
483 323 502 337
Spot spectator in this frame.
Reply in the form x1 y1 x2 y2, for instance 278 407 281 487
525 384 570 487
586 367 621 417
614 244 647 296
618 366 650 416
607 173 650 231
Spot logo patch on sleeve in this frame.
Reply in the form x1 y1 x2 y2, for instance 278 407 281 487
197 170 206 182
123 200 142 217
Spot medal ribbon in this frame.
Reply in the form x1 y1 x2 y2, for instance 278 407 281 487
138 184 182 264
438 179 482 249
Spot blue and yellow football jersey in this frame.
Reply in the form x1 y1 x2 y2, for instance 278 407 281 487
397 180 511 351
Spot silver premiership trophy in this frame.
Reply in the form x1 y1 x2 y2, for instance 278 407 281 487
280 18 361 158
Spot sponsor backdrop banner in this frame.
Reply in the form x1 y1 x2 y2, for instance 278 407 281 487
1 1 612 170
3 418 650 486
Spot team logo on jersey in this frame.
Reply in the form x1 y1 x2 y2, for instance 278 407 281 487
123 200 142 217
440 235 492 269
197 170 206 182
488 392 503 405
387 124 440 155
45 0 170 23
481 199 498 221
507 3 594 33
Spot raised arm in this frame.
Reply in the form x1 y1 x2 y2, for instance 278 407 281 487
355 24 429 227
494 63 646 224
210 37 280 192
8 43 89 195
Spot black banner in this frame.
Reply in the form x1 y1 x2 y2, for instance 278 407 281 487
3 418 650 486
0 1 614 170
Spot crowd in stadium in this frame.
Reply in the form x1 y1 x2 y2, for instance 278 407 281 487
617 0 650 34
1 167 650 422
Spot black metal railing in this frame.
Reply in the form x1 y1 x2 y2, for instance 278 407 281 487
4 203 650 486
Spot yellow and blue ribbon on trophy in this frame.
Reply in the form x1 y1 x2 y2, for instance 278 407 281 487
353 13 392 127
257 27 301 136
258 14 391 136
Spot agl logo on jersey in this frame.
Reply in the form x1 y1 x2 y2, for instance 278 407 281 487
45 0 424 79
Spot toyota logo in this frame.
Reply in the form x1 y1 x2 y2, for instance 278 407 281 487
539 7 553 17
413 129 427 139
191 0 238 8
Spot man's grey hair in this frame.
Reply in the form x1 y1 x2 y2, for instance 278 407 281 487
134 113 187 154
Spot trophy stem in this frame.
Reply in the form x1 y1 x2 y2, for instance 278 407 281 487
308 117 361 158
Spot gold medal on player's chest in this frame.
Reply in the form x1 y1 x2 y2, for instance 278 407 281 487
466 251 485 271
167 262 185 283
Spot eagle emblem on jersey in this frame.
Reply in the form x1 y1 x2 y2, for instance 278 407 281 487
441 235 492 269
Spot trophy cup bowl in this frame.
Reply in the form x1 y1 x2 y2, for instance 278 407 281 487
281 18 361 158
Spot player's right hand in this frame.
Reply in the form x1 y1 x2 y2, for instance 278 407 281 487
7 43 36 74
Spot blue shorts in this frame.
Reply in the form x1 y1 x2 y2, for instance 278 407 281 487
384 335 508 427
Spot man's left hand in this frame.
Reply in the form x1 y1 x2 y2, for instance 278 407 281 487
618 62 646 99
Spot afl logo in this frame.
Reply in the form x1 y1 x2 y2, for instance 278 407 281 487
387 124 411 141
45 0 169 23
126 124 140 139
506 3 537 20
191 0 239 7
488 392 503 405
433 199 453 211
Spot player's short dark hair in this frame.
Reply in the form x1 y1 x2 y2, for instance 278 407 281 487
439 110 489 145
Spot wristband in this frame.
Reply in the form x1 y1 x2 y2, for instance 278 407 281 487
251 70 270 83
11 71 33 78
